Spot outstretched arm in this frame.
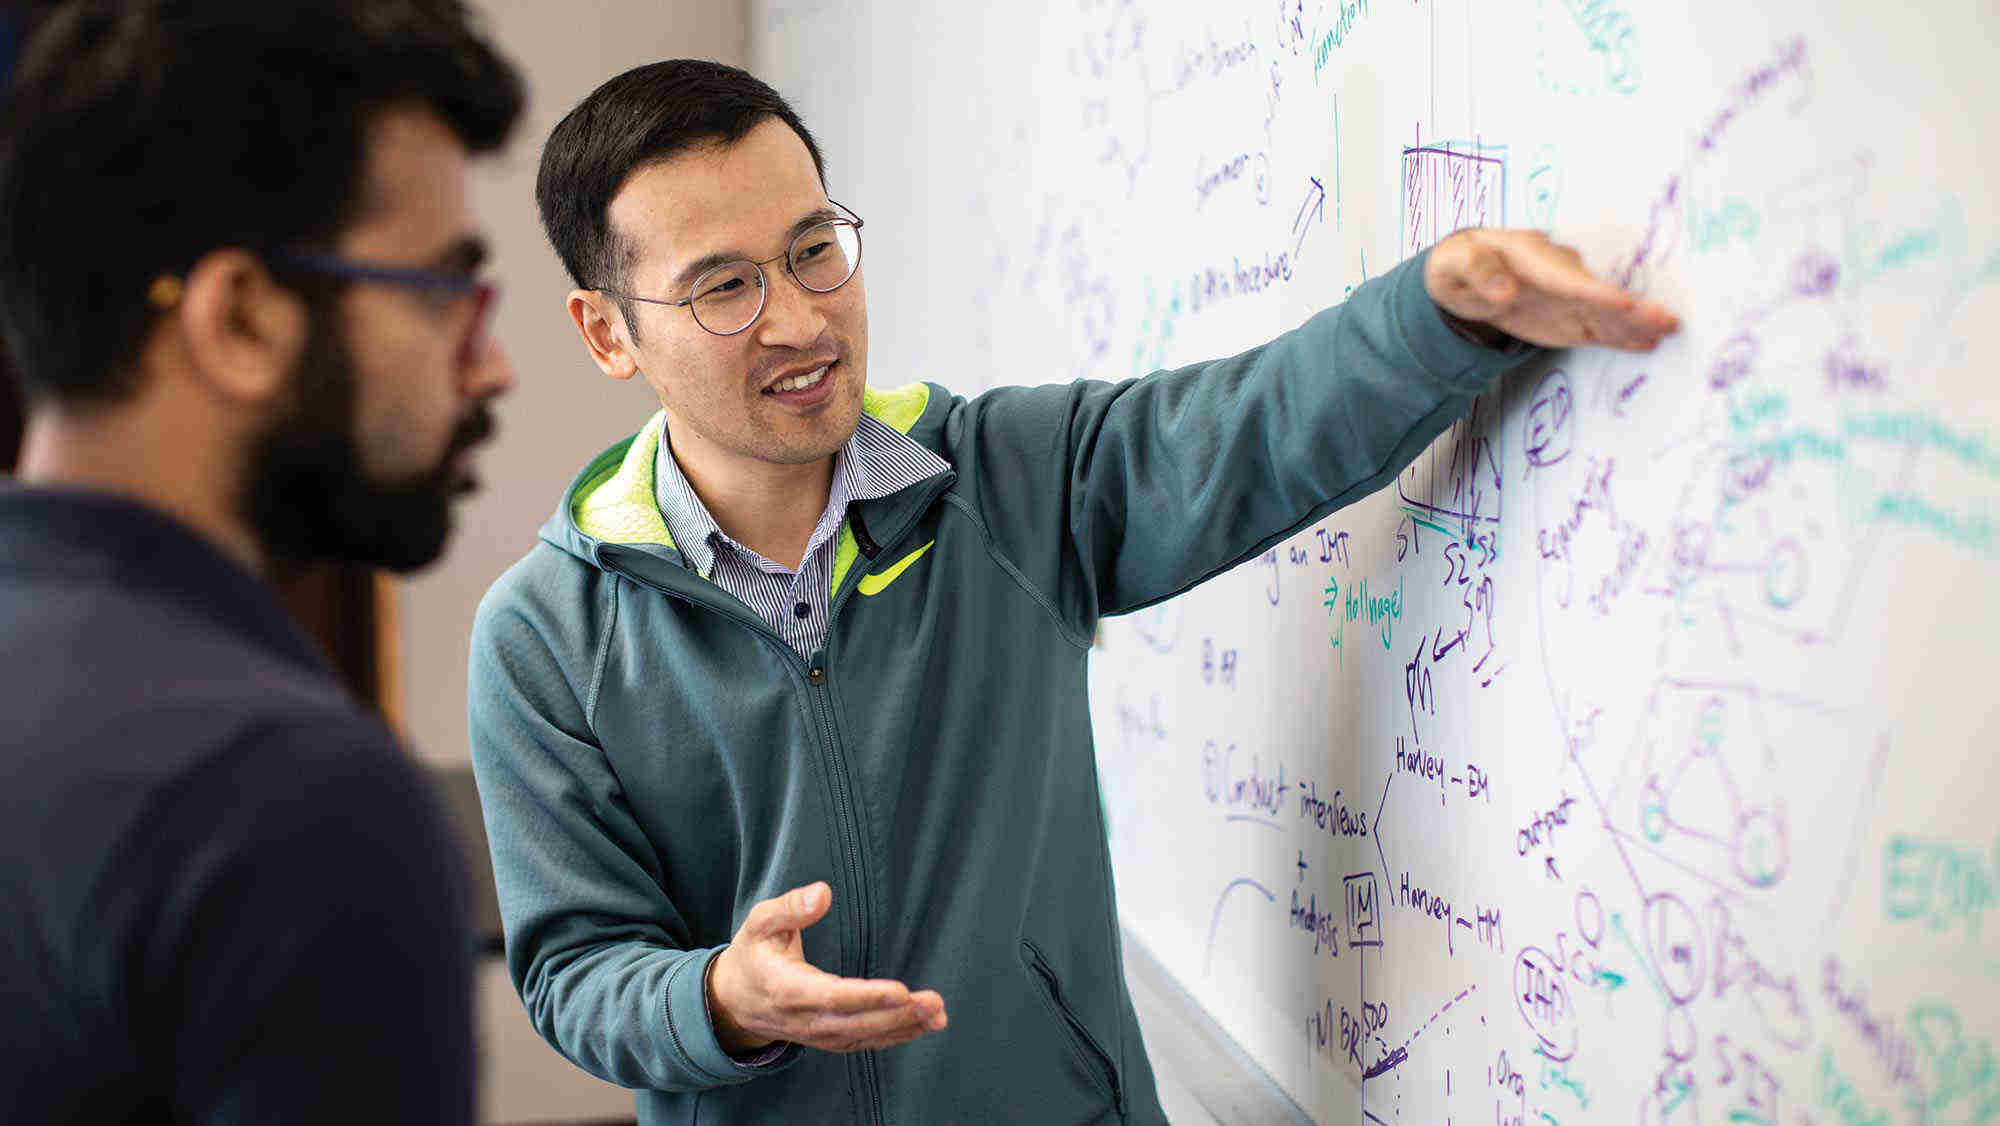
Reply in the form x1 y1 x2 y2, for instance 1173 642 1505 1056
949 231 1678 634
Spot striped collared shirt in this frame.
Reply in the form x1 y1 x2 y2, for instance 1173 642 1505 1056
654 412 950 657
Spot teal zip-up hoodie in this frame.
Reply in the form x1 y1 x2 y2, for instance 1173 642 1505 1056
468 250 1529 1124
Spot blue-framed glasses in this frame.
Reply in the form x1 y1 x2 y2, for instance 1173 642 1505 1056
262 248 498 365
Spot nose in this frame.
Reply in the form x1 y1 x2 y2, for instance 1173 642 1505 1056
753 265 830 349
459 289 514 400
463 329 516 401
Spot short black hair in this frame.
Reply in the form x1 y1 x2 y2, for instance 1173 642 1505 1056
0 0 525 407
535 59 825 329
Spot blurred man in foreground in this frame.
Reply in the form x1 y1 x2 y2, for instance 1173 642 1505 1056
0 2 521 1120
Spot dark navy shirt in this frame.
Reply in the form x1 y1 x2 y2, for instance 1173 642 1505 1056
0 486 474 1124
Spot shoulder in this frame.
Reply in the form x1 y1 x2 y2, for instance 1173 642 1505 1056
897 378 1115 466
474 540 615 661
4 688 420 912
470 542 615 726
5 566 355 718
0 574 391 835
478 539 609 627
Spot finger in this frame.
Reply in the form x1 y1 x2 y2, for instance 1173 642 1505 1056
1631 297 1682 337
741 881 833 939
1470 232 1680 350
1570 308 1601 349
901 989 949 1034
765 960 914 1016
910 988 948 1026
1591 306 1659 353
792 999 943 1053
1501 270 1662 349
1593 297 1680 352
1485 233 1648 319
1511 248 1642 316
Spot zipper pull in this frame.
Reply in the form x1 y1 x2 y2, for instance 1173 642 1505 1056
807 664 827 686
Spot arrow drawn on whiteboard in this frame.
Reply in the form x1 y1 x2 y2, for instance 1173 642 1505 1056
1293 176 1326 259
1202 877 1275 973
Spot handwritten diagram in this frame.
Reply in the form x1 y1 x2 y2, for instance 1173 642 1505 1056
767 0 2000 1121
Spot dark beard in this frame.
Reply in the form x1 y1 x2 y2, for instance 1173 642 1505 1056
243 305 491 573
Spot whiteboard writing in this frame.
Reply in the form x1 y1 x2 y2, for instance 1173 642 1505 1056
759 0 2000 1120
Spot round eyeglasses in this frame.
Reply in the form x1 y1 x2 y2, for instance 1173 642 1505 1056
597 203 864 336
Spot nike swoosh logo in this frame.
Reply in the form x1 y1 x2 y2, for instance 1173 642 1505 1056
857 541 935 596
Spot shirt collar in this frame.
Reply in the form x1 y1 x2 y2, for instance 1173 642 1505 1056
653 410 949 577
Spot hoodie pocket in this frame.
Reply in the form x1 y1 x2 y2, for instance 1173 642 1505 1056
1020 938 1124 1113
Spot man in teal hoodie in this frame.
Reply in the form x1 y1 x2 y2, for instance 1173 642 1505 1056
470 59 1677 1124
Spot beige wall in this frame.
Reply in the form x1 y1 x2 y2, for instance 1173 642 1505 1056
410 5 748 1121
400 0 747 772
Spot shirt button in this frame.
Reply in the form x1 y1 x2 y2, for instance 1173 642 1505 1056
794 602 811 619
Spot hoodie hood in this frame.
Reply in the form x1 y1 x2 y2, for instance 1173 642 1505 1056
538 382 940 595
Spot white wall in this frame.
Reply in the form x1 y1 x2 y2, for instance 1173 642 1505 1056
400 0 747 772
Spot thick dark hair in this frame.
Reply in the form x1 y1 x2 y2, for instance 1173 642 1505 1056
0 0 525 407
535 59 825 330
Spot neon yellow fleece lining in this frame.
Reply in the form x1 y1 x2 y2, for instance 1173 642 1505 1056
570 383 933 593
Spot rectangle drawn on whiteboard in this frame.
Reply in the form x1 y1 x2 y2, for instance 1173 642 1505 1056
1401 135 1506 259
1345 872 1383 948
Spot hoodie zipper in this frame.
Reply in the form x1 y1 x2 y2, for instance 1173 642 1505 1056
813 476 954 1126
583 559 880 1117
599 474 954 1126
804 664 884 1126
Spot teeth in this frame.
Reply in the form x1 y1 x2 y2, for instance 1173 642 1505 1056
770 365 829 393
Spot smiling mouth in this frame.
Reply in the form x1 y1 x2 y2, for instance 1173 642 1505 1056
764 363 831 394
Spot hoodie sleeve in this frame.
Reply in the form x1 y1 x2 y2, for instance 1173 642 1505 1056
467 561 801 1092
947 246 1534 634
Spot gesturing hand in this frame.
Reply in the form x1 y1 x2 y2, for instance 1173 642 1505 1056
707 881 948 1055
1424 228 1681 352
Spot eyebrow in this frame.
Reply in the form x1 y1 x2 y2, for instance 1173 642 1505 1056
426 235 489 278
667 206 842 290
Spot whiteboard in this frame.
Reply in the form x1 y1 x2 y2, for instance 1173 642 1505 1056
755 0 2000 1121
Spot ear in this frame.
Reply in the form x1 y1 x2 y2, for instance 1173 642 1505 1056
175 248 308 405
566 290 640 382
